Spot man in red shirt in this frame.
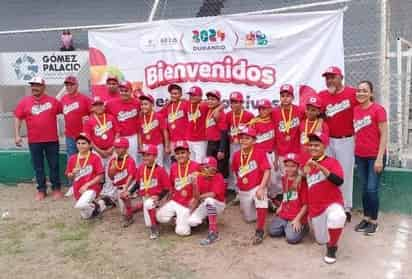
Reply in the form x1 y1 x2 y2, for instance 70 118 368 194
156 141 200 236
303 132 346 264
186 86 208 163
318 66 358 221
139 93 170 167
231 127 271 245
226 91 254 197
14 76 63 201
99 75 121 103
106 80 140 164
188 156 226 245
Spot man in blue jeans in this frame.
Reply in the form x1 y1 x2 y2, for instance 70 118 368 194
14 76 63 201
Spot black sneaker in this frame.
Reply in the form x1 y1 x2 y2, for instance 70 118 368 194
345 212 352 223
200 231 219 246
122 216 134 228
91 201 102 219
364 223 378 235
101 196 116 208
324 245 338 264
149 225 160 240
354 219 369 232
252 230 264 245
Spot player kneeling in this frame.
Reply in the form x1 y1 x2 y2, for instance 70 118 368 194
188 157 226 246
66 134 104 219
157 141 199 236
304 133 346 264
106 137 140 227
269 153 308 244
125 144 170 239
231 127 271 245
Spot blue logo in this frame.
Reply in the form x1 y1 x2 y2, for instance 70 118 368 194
12 54 39 81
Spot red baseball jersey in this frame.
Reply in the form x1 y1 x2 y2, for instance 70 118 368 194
14 94 62 143
108 155 136 187
170 161 199 207
278 176 308 224
319 86 358 137
135 163 171 197
197 173 226 202
231 148 271 191
205 109 226 141
306 156 344 218
139 111 166 146
65 152 104 200
249 118 276 152
299 119 329 165
354 103 387 158
161 100 189 142
272 105 303 156
60 93 91 138
83 113 119 150
106 98 140 137
226 110 254 143
186 102 208 141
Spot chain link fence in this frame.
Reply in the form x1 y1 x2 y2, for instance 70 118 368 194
0 0 411 167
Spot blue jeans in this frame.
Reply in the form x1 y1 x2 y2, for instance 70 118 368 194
65 137 78 161
28 141 61 193
355 155 386 220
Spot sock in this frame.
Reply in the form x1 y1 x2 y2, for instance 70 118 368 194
148 208 158 226
120 196 134 217
256 208 267 231
328 228 343 247
206 204 218 233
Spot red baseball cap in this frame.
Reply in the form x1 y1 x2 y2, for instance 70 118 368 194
168 83 182 93
119 80 132 91
174 140 190 151
64 75 78 85
239 127 257 138
257 99 272 109
140 144 158 155
106 75 119 83
306 95 323 109
322 66 343 77
91 96 105 105
280 84 294 96
202 156 218 169
29 76 45 85
308 132 329 147
76 132 91 143
230 91 244 102
114 137 129 149
188 86 203 97
206 90 221 100
283 153 300 166
139 93 155 104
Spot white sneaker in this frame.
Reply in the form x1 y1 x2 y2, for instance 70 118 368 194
64 186 73 197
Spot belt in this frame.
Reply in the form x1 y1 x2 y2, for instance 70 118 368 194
330 134 353 139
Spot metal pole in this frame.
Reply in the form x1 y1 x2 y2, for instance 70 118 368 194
397 38 403 155
148 0 160 22
404 52 411 147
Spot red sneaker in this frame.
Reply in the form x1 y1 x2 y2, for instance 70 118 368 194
52 190 64 200
35 191 46 201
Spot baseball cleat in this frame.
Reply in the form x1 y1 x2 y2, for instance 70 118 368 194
101 196 116 209
252 230 264 245
64 186 74 197
324 246 338 264
200 231 219 246
149 225 160 240
354 219 369 232
122 216 134 228
364 223 378 235
345 212 352 223
91 201 102 219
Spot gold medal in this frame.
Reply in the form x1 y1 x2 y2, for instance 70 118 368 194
171 123 176 129
102 134 108 140
181 189 187 197
145 134 151 140
285 135 291 141
242 177 248 184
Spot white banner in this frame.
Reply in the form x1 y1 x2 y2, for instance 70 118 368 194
88 10 344 111
0 51 88 85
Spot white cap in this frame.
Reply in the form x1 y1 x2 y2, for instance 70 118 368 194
29 76 45 85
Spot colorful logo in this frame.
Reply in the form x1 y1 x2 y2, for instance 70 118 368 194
12 54 39 81
245 31 268 47
192 29 225 43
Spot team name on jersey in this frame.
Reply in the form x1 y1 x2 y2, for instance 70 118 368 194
238 160 258 178
167 110 184 123
206 117 216 128
139 178 158 189
74 165 93 181
174 177 190 190
142 119 159 134
354 115 372 133
113 169 129 184
63 102 79 115
94 121 113 137
31 102 52 115
188 109 201 122
256 130 274 143
278 117 300 133
230 124 246 137
282 191 298 202
307 170 326 188
118 109 138 122
325 99 350 117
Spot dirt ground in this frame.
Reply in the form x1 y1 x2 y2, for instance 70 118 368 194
0 184 411 279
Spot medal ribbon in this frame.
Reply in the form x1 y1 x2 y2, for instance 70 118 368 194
206 107 219 127
304 119 319 137
94 113 107 132
281 107 293 134
114 154 128 170
178 161 190 188
314 154 326 162
190 103 200 128
144 111 154 134
240 147 254 169
76 151 90 169
170 101 181 123
143 163 156 193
